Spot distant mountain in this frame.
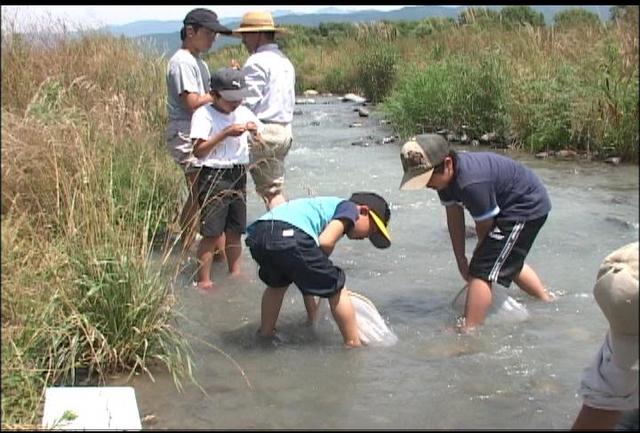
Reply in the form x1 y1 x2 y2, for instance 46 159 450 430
314 7 354 15
115 5 613 56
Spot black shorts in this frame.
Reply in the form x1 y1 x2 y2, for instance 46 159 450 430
469 215 547 287
245 220 346 298
197 166 247 238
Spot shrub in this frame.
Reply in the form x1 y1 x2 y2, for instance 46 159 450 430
554 8 602 29
382 54 510 140
354 42 399 103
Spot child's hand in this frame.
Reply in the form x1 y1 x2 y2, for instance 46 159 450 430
224 124 248 137
230 59 241 70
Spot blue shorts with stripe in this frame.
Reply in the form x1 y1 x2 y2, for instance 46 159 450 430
469 215 547 287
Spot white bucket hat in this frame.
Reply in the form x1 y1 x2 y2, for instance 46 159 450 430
593 241 639 369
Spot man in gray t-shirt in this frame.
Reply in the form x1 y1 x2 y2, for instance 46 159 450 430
399 134 554 333
165 8 230 253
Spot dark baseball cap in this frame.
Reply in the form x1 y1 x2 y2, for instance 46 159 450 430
183 8 231 34
210 67 259 101
349 192 391 249
399 134 450 190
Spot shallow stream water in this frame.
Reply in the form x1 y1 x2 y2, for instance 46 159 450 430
126 96 638 429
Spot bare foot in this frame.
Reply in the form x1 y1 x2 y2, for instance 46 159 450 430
229 272 250 283
194 281 216 294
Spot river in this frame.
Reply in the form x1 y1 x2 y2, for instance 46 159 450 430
127 96 638 429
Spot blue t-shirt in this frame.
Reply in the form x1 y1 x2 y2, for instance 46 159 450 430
437 152 551 221
247 197 359 245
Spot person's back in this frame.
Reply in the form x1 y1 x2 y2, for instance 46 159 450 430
399 134 553 333
438 151 551 222
242 45 295 125
245 192 392 347
232 11 296 205
251 196 344 243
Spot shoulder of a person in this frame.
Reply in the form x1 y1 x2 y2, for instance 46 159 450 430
193 104 214 118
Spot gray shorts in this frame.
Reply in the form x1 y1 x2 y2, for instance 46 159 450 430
165 120 199 174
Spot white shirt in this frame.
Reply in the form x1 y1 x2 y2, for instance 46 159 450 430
242 43 295 125
190 105 261 168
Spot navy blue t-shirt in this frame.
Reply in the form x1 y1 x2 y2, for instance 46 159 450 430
437 152 551 221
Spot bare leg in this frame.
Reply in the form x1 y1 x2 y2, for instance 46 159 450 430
571 404 621 430
328 288 361 347
514 263 553 301
213 233 227 262
259 286 288 337
179 171 200 253
225 230 243 276
196 235 222 289
462 277 493 331
303 295 320 323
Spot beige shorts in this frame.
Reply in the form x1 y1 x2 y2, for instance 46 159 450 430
248 123 293 196
166 120 199 174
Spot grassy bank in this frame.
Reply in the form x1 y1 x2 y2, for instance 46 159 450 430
1 20 194 427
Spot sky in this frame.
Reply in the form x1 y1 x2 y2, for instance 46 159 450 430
1 5 415 31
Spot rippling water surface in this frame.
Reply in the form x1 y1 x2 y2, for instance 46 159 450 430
127 97 638 429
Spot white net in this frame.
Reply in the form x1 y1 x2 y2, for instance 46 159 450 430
350 291 399 347
451 285 530 324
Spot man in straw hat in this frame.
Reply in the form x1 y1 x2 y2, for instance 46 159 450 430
232 11 296 203
398 134 554 333
572 241 638 430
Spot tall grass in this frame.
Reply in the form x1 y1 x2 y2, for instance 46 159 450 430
1 17 193 427
210 15 638 161
382 52 510 140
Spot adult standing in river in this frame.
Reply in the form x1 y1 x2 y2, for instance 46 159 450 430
231 10 296 206
165 8 231 255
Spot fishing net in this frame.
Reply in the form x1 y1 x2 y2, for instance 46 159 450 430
451 285 530 323
350 291 398 347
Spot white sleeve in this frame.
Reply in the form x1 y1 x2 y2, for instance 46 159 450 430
190 108 211 140
242 60 267 109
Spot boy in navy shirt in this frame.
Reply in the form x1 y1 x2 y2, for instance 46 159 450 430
245 192 391 347
399 134 553 333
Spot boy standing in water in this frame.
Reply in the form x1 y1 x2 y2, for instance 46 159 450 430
244 192 392 347
399 134 553 333
165 8 231 254
190 67 260 291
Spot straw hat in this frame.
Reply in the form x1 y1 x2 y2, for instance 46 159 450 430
233 11 288 34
